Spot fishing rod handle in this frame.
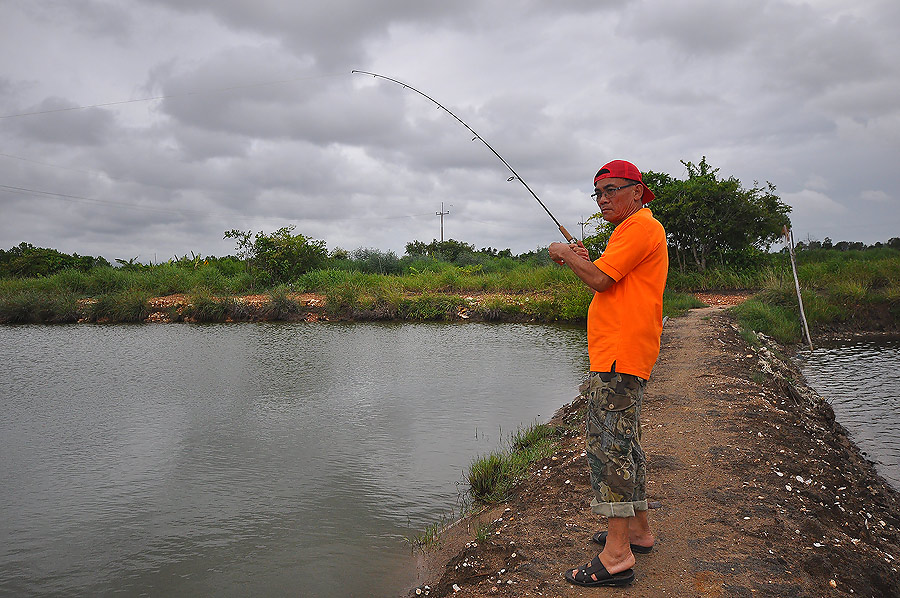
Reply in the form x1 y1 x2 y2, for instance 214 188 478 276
559 225 576 243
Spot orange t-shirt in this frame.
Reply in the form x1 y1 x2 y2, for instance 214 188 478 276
587 208 668 379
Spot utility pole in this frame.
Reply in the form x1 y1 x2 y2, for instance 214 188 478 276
436 202 451 242
578 216 586 241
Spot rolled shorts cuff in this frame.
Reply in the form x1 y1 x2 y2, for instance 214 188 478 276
590 498 648 518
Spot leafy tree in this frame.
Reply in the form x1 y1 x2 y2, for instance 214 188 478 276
329 247 350 260
404 240 430 257
804 239 823 250
643 157 791 271
478 247 514 259
350 247 401 274
0 242 109 278
403 239 476 263
114 257 146 271
225 226 327 285
514 246 554 266
582 216 615 257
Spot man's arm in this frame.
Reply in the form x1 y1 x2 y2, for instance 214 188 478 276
548 242 615 293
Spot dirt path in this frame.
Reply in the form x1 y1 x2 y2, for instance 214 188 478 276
408 306 900 597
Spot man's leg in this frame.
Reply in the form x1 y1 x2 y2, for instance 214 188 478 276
568 370 651 583
629 388 654 549
591 508 655 550
628 508 654 548
597 516 636 573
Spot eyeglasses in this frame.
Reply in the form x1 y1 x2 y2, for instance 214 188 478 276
591 182 639 201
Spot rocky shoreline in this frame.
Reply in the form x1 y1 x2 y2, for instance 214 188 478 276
404 306 900 598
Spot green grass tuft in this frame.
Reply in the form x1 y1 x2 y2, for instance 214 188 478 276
398 294 465 321
663 290 706 318
406 511 454 549
730 299 800 344
86 289 150 323
0 290 78 324
473 521 493 543
264 286 303 320
467 422 560 504
184 288 231 322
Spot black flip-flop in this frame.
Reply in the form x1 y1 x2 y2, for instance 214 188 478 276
591 530 654 554
565 555 634 587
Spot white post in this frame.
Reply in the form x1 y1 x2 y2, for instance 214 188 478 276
784 226 813 351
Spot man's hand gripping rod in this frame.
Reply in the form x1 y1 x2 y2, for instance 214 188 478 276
352 70 577 243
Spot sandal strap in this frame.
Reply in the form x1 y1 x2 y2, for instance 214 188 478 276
574 555 609 582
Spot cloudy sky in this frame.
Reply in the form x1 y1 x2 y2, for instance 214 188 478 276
2 0 898 262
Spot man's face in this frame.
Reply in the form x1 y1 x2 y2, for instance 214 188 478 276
593 178 643 224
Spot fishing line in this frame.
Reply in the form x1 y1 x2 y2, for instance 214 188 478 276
352 70 576 243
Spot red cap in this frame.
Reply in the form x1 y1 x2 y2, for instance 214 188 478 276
593 160 655 204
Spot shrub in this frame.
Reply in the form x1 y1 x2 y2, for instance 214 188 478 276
521 297 558 321
2 291 40 323
86 289 150 323
556 287 593 320
349 248 402 275
264 286 303 320
225 226 327 285
476 296 525 321
398 294 464 321
184 289 230 322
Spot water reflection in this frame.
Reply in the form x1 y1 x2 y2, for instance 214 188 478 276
797 337 900 489
0 322 588 597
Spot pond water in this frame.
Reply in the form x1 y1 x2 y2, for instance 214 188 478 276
796 337 900 490
0 322 588 597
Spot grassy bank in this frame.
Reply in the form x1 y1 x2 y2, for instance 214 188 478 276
2 249 898 330
0 261 703 324
731 248 900 343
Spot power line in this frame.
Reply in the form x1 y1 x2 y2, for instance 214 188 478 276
0 73 347 119
0 151 116 178
0 183 207 216
0 183 446 223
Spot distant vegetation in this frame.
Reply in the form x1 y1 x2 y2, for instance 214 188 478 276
0 242 110 278
2 234 897 335
2 157 898 334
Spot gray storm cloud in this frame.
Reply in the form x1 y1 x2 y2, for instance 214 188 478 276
1 0 898 261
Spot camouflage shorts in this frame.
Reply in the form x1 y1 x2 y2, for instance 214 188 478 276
581 370 648 518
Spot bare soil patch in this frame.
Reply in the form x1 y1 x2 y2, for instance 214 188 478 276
693 291 753 306
141 293 325 323
406 306 900 598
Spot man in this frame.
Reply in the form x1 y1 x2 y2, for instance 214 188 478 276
548 159 668 587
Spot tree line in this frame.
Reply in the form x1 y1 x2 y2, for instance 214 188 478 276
3 157 897 284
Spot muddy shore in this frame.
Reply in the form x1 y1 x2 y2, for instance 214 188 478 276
404 305 900 598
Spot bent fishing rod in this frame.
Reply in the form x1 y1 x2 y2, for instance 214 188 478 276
351 70 577 243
